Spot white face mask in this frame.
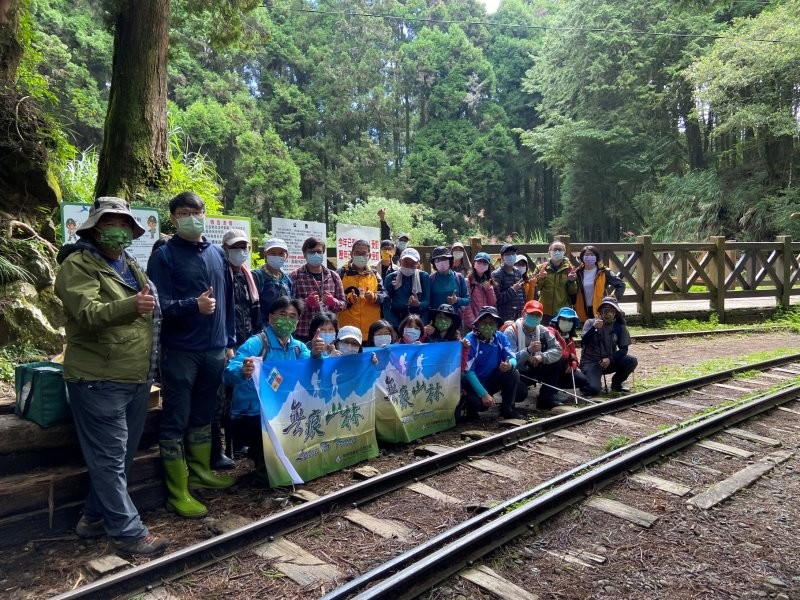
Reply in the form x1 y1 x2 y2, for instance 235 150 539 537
452 251 464 260
338 342 360 355
474 263 489 274
516 264 527 275
403 328 421 343
558 320 572 333
400 266 416 277
373 333 392 347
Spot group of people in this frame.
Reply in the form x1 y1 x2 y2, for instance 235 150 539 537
53 194 638 558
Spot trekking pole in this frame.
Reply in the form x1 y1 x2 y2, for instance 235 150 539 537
571 368 578 405
518 372 600 405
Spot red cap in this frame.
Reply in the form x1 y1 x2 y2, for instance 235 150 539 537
523 300 544 315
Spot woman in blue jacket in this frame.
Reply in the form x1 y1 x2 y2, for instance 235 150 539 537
224 296 324 484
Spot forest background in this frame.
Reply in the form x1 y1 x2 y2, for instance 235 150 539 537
12 0 800 244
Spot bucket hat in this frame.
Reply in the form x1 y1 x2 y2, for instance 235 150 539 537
474 305 503 326
429 303 462 329
76 197 145 239
551 306 581 329
597 296 624 316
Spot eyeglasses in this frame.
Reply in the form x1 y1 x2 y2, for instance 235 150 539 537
174 210 205 218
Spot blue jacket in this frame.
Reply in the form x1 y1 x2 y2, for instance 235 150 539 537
383 269 431 327
147 235 235 351
429 270 470 312
224 325 311 417
252 265 294 322
463 331 517 396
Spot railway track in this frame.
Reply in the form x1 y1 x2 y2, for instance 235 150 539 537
48 353 800 599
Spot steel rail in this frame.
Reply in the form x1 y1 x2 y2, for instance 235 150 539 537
342 381 800 600
50 352 800 600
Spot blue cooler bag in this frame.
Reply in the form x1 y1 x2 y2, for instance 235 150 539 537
14 361 71 427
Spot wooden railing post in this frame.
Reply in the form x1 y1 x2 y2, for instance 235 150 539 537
469 236 482 259
709 236 726 322
776 235 792 310
636 235 653 326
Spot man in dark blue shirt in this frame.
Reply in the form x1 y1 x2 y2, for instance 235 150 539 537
147 192 236 518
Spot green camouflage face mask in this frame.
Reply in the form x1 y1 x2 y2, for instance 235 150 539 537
99 226 133 251
478 323 497 340
272 315 297 338
434 316 452 332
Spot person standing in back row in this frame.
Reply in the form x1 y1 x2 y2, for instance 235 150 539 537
536 240 578 323
492 243 525 323
148 192 236 519
290 236 346 341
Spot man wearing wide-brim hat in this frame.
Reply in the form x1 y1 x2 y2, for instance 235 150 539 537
461 305 521 421
580 296 638 396
55 196 169 557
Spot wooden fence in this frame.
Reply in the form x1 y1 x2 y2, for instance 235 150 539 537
357 235 800 325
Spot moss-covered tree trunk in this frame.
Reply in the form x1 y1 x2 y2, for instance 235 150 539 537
0 0 22 82
95 0 170 199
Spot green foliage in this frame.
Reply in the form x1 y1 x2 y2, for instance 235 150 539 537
0 343 47 382
0 255 34 286
662 313 722 332
61 148 98 204
334 197 445 246
600 435 632 453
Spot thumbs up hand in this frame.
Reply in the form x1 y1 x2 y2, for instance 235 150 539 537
135 284 155 315
198 286 216 315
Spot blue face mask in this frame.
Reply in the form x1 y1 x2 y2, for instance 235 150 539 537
503 254 517 266
524 315 542 328
267 255 286 270
551 250 565 261
319 332 336 345
306 252 325 267
226 248 249 268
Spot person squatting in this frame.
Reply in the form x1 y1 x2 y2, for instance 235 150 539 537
56 196 637 557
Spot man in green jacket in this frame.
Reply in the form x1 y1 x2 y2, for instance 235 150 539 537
535 239 578 322
55 197 169 557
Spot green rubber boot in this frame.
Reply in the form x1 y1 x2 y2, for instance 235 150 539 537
186 426 236 489
159 440 208 518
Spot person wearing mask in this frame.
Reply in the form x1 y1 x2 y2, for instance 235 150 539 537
335 325 365 355
492 243 525 323
366 320 397 348
383 247 430 329
338 239 387 340
55 197 169 556
224 297 324 484
451 242 471 278
573 245 625 321
148 192 236 519
580 296 638 397
290 236 346 341
396 314 426 344
378 239 397 280
214 228 262 469
462 306 520 421
462 252 496 330
514 255 537 302
503 300 565 410
252 238 294 323
549 307 588 396
536 240 578 323
307 311 340 356
429 246 470 315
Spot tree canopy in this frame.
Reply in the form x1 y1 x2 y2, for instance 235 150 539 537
12 0 800 242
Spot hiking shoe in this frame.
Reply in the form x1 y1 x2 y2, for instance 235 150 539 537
75 516 105 539
500 410 523 420
611 383 632 393
113 534 170 557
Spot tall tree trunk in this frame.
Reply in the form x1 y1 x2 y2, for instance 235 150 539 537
95 0 170 199
0 0 22 82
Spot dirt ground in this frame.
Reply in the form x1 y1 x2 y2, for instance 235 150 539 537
0 331 799 598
